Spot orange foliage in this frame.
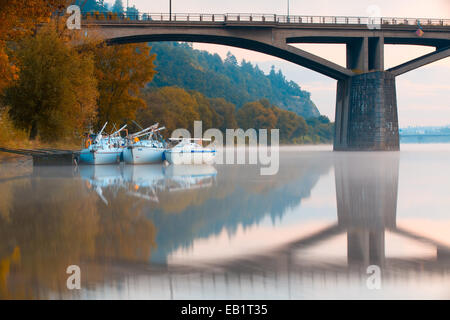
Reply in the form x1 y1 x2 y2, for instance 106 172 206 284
0 45 18 92
93 43 156 131
4 22 98 141
0 0 68 91
236 101 278 130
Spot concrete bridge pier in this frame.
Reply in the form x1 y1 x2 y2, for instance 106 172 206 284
334 71 399 151
335 36 399 151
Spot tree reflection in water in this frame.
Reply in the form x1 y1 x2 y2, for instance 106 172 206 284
7 151 445 299
0 154 331 299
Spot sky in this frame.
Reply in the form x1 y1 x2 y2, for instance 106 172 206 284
110 0 450 127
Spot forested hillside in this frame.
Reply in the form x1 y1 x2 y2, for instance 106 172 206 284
138 87 334 144
148 42 321 119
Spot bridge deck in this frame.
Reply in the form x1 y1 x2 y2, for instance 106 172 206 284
81 12 450 28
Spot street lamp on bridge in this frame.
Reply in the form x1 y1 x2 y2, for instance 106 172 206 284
287 0 290 22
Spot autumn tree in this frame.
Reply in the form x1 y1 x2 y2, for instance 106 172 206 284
0 46 17 97
3 23 98 141
138 87 324 144
190 91 221 129
272 105 308 143
139 87 201 135
208 97 237 131
235 98 311 143
0 0 68 93
258 98 308 142
93 43 156 131
236 100 277 130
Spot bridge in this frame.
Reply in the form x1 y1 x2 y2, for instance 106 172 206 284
81 13 450 151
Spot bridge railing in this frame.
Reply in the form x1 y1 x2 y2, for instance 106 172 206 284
81 12 450 27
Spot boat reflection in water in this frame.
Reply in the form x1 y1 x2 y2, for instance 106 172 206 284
78 164 217 205
162 165 217 192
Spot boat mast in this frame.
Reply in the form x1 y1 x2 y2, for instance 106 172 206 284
95 122 108 143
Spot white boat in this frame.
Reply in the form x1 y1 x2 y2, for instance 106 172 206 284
123 141 165 164
79 122 126 165
164 138 216 165
123 124 166 164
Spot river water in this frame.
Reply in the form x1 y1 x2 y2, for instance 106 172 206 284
1 144 450 299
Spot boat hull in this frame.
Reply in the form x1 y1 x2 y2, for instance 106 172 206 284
165 150 215 165
123 146 165 164
79 149 122 165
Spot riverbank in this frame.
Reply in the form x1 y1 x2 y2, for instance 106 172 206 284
0 140 81 160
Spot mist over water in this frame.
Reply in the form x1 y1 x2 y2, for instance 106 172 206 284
1 145 450 299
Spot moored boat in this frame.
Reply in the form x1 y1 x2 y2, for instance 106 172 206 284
79 122 126 165
79 147 123 165
164 138 216 165
123 123 166 164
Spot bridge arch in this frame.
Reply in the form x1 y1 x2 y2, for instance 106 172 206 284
106 33 352 80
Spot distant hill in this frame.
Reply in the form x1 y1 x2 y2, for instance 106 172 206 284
147 42 321 119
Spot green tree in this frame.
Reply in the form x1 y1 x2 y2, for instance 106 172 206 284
224 51 238 67
75 0 107 12
111 0 124 13
148 42 320 118
126 5 139 19
306 115 333 143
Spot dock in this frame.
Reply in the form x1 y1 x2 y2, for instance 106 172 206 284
0 147 80 166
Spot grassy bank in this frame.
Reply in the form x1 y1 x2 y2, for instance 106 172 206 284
0 109 81 160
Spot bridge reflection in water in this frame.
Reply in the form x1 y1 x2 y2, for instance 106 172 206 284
1 150 450 299
335 152 399 268
172 152 449 299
